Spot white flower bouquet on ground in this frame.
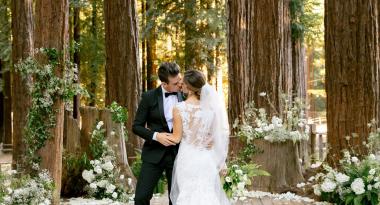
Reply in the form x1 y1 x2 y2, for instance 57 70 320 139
310 151 380 205
0 168 54 205
82 121 131 202
222 163 269 201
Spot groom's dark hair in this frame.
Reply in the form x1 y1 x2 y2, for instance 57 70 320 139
158 62 180 83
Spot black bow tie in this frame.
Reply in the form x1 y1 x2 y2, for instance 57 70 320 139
165 92 177 98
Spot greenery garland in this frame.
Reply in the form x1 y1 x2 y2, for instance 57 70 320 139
15 48 86 167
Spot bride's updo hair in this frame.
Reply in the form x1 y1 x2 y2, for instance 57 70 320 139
183 70 206 100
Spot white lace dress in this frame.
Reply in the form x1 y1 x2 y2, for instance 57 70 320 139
170 102 231 205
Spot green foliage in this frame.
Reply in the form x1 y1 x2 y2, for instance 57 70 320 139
0 0 11 63
142 0 226 71
109 101 128 124
312 152 380 205
89 121 108 159
222 163 270 199
76 0 105 107
14 48 86 167
290 0 323 42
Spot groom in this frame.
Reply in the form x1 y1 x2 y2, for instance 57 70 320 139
133 62 183 205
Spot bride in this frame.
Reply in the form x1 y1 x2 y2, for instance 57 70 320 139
168 70 231 205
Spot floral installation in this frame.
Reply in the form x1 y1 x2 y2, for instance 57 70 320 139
0 167 54 205
82 121 132 202
306 151 380 205
234 92 310 144
15 48 87 166
222 163 269 201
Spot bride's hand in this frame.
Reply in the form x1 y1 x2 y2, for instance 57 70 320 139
219 163 228 176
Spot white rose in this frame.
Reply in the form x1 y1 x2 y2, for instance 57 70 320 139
259 92 266 97
225 177 232 183
374 182 380 189
112 192 118 199
237 182 245 190
111 131 116 136
367 184 373 191
97 180 108 188
90 183 97 189
335 172 350 184
96 121 104 129
351 157 359 163
82 170 95 183
296 183 306 188
94 166 102 174
321 178 337 193
106 184 116 194
102 161 114 172
119 175 125 180
351 178 365 195
369 169 376 176
94 160 100 165
232 164 238 169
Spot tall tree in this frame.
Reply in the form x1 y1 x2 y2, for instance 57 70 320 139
146 0 158 90
184 0 197 70
325 0 380 164
11 0 34 166
0 60 3 144
0 0 12 147
34 0 69 203
228 0 304 192
104 0 142 162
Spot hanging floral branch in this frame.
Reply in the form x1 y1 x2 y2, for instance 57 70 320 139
15 48 87 167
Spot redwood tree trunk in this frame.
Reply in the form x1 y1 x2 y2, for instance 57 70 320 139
1 0 12 148
34 0 69 203
228 0 303 192
11 0 34 166
326 0 380 165
292 39 306 100
104 0 142 164
146 0 157 90
0 60 3 144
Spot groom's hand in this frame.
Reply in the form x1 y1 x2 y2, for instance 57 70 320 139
156 133 176 146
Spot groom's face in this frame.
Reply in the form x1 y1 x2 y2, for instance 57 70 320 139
163 74 182 92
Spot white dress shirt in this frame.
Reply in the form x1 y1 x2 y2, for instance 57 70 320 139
153 86 179 141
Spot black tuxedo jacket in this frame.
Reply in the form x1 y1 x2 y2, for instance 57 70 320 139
132 86 183 163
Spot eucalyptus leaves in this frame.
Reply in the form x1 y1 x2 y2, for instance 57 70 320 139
15 48 86 166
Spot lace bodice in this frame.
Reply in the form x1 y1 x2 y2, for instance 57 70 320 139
175 102 215 148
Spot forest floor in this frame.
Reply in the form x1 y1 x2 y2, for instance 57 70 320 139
1 153 328 205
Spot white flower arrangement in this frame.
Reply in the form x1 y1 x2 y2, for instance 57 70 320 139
309 151 380 205
222 163 269 201
234 94 309 144
0 168 54 205
82 122 131 202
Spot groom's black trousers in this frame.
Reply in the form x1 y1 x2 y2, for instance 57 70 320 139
135 149 176 205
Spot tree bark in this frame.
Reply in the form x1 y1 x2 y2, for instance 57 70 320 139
34 0 69 203
146 0 157 90
292 39 306 100
325 0 380 165
1 0 12 149
228 0 302 192
104 0 142 164
0 59 3 144
11 0 34 166
141 0 146 92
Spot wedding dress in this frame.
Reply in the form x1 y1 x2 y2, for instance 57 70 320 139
170 84 231 205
